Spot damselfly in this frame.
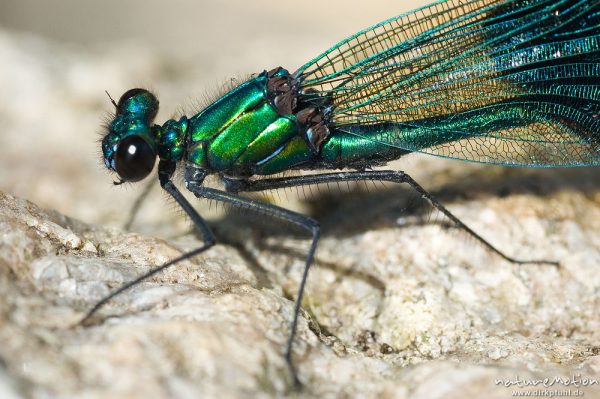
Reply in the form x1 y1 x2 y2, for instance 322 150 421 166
87 0 600 386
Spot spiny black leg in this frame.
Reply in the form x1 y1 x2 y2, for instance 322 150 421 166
123 176 155 231
79 160 216 326
223 170 558 266
186 168 319 387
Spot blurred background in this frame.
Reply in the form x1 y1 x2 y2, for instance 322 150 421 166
0 0 433 232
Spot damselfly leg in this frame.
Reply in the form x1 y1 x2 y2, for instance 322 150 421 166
80 161 216 326
82 162 318 387
123 177 156 231
222 170 559 266
185 165 319 388
82 165 558 386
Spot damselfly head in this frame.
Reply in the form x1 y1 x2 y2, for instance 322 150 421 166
102 88 159 183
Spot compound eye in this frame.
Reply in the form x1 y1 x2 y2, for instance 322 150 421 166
114 135 156 182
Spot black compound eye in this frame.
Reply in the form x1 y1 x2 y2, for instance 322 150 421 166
114 135 156 182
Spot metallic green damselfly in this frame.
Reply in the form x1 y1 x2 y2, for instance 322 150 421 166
89 0 600 386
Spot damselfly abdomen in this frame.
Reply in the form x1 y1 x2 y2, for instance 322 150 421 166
89 0 600 386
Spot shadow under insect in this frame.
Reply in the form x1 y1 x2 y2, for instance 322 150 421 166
209 165 600 242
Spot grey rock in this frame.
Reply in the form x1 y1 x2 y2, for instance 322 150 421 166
2 170 600 398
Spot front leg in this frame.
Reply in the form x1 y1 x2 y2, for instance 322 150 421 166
80 160 216 325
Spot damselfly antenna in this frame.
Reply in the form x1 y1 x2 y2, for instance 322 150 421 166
105 90 118 109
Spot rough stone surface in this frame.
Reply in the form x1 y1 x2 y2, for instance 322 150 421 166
2 170 600 399
1 4 600 398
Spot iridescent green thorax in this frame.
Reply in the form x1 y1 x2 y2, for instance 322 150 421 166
183 68 330 176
